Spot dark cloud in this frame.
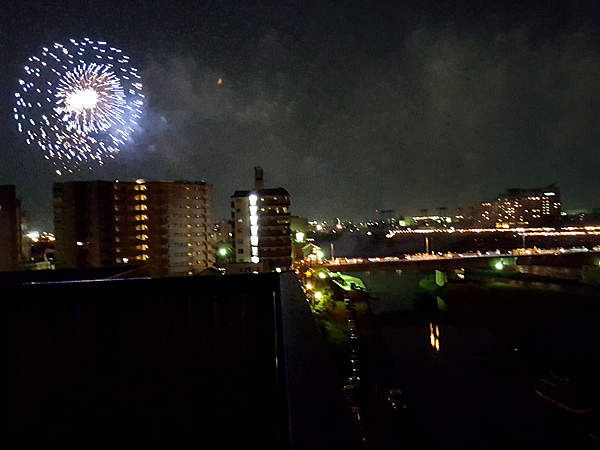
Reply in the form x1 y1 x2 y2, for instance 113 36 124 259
2 2 600 228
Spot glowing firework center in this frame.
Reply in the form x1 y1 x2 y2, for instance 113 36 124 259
56 63 127 134
14 39 144 172
67 88 100 111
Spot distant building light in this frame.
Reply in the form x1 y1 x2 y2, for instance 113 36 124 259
543 192 556 196
27 231 40 240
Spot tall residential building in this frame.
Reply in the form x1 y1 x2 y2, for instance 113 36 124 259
0 185 22 272
54 180 214 277
476 186 562 227
230 168 292 272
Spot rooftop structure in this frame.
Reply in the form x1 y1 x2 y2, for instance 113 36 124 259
5 272 365 449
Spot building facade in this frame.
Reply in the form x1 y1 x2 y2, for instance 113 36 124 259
230 168 292 272
0 185 22 272
54 180 214 277
476 186 562 227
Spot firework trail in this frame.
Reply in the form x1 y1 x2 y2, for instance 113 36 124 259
14 38 144 174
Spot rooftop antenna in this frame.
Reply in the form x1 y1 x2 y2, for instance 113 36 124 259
254 166 264 191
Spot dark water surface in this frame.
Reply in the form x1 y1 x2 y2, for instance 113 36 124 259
355 270 600 449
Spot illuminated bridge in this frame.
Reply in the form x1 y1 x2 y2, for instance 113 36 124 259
317 249 600 274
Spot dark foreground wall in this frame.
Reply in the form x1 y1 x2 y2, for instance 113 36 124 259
5 273 364 449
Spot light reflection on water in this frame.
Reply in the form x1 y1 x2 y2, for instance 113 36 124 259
429 322 440 352
381 323 565 449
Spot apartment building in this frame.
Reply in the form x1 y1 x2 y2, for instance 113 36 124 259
53 180 214 277
230 168 292 272
0 185 22 272
476 186 562 227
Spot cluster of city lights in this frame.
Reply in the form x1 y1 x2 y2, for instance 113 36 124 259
385 226 600 239
26 231 55 243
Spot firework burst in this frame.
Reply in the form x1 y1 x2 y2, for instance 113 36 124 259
14 38 144 173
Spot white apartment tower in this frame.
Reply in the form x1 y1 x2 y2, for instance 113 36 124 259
230 168 292 271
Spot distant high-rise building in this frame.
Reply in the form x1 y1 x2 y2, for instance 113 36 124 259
0 185 22 272
230 168 292 272
53 180 214 277
476 186 562 227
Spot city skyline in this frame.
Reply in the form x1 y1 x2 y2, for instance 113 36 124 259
1 1 600 230
3 177 600 234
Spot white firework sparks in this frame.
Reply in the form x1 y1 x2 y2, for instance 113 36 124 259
14 38 144 173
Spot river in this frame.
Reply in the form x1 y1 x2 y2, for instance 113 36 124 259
352 269 600 449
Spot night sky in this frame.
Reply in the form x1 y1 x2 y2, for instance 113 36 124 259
1 0 599 230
